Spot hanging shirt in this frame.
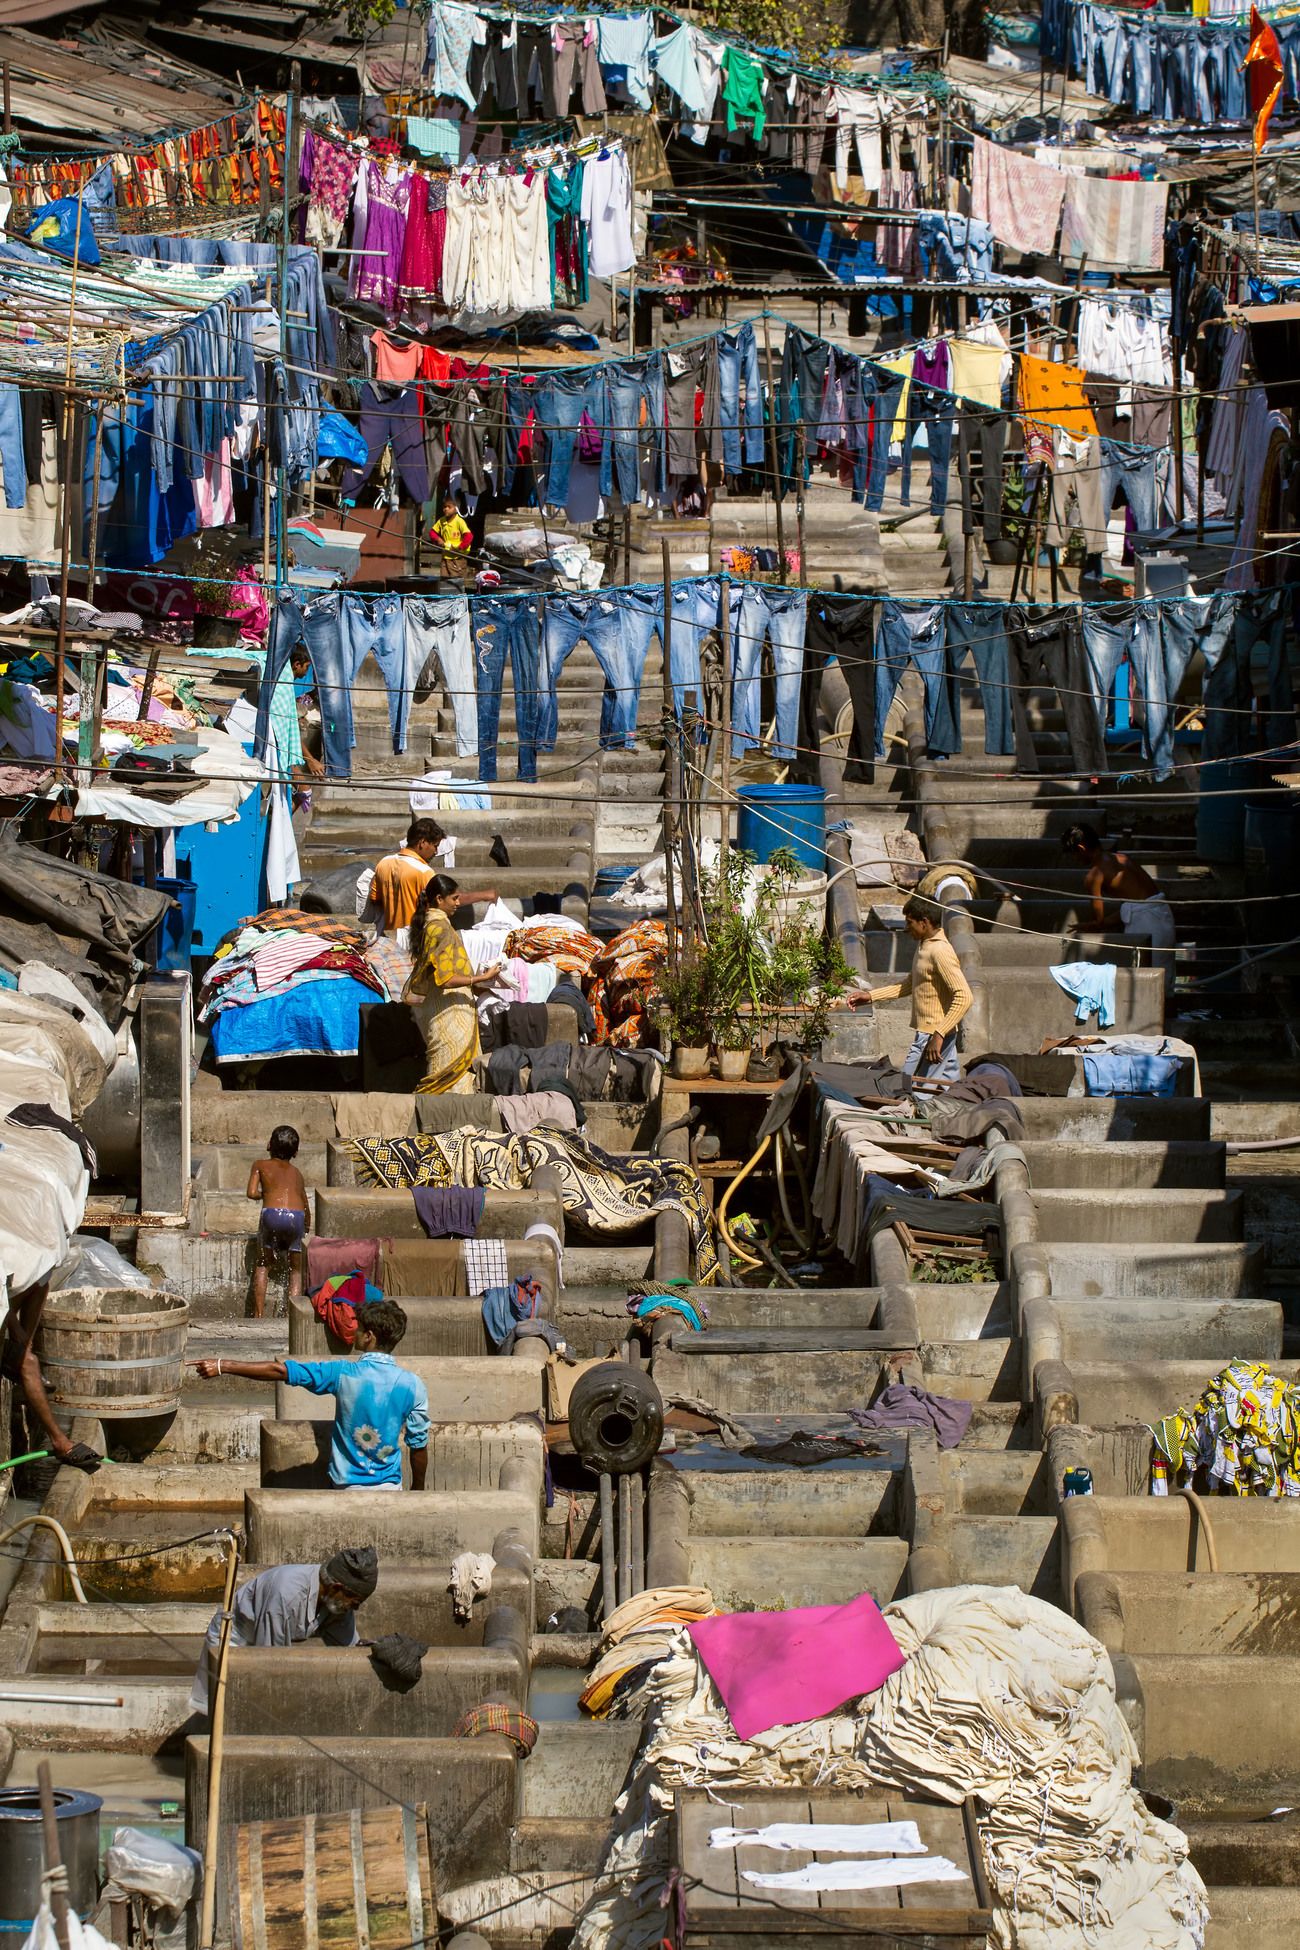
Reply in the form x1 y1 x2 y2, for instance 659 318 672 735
653 23 709 117
596 11 654 109
1017 354 1098 451
721 48 767 143
426 0 487 110
372 330 422 383
580 148 635 278
281 1350 431 1487
949 329 1011 409
911 340 950 391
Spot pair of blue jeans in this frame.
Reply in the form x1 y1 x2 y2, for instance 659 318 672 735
539 593 650 752
715 326 764 476
539 370 605 511
1195 590 1293 764
945 603 1013 757
900 382 955 518
262 593 355 778
602 356 663 505
655 577 722 730
0 385 27 509
730 584 807 759
875 602 961 758
471 596 539 782
343 593 411 753
1099 438 1159 538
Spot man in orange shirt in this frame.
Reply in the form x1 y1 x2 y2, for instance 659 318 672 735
368 818 497 944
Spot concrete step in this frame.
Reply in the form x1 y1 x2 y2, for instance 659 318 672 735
944 1515 1060 1603
1020 1142 1227 1191
1043 1241 1265 1299
684 1535 909 1611
1031 1188 1244 1246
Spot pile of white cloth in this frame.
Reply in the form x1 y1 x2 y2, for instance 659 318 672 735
569 1584 1207 1950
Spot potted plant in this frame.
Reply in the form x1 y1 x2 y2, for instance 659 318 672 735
713 1015 753 1082
653 955 716 1077
191 575 242 648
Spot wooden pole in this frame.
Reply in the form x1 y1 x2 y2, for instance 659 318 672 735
85 413 106 776
52 178 87 787
36 1762 72 1950
719 589 732 889
761 312 787 584
3 63 11 136
1171 349 1185 526
660 538 679 974
199 1532 242 1949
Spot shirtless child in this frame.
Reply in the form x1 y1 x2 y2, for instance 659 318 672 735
247 1125 309 1318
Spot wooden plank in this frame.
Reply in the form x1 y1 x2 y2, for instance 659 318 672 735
893 1797 970 1913
729 1792 818 1914
677 1791 742 1911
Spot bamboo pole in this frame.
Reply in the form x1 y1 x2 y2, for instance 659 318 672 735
52 177 87 787
199 1530 242 1949
37 1762 72 1950
794 420 807 586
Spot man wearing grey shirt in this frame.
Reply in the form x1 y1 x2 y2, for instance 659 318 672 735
189 1546 379 1717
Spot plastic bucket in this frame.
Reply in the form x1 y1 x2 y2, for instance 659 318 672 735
154 875 197 971
736 784 827 871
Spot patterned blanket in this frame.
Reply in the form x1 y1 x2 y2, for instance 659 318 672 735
349 1125 719 1283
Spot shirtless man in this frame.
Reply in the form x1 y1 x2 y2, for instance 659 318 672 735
1061 822 1176 987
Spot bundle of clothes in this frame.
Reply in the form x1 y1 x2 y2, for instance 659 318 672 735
1151 1359 1300 1498
198 908 409 1065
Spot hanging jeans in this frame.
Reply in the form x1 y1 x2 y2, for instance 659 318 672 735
406 595 476 757
1098 437 1160 538
899 382 955 517
343 593 411 753
1080 600 1182 777
1046 441 1107 556
706 325 764 475
946 603 1014 756
664 344 704 481
471 595 540 783
602 356 662 506
864 369 906 514
539 593 651 752
655 576 723 728
957 407 1007 543
1006 604 1109 776
730 584 807 759
778 327 830 486
799 595 876 782
340 382 430 503
261 593 354 778
538 370 606 512
0 384 26 509
1194 589 1294 763
874 601 961 758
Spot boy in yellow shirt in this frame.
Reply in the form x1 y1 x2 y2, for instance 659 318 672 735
429 494 472 576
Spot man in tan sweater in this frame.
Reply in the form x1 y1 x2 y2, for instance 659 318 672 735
844 896 973 1081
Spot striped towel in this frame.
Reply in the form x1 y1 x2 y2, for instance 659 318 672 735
252 933 335 991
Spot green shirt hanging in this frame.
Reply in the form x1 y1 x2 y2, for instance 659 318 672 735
722 48 767 145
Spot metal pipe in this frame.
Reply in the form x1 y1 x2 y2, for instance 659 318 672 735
0 1689 125 1707
598 1473 617 1623
617 1471 632 1608
0 1516 88 1604
629 1471 644 1598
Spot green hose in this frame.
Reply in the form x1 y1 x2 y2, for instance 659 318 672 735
0 1448 51 1472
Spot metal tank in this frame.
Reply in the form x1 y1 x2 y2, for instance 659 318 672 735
0 1785 102 1949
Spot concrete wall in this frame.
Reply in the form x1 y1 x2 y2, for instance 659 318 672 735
685 1536 909 1610
276 1356 543 1423
244 1487 539 1563
221 1644 525 1738
1062 1498 1300 1607
261 1417 544 1494
1077 1571 1300 1657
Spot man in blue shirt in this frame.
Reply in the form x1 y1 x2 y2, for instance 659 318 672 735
192 1300 430 1489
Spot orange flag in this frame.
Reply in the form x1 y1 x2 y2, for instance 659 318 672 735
1244 6 1285 152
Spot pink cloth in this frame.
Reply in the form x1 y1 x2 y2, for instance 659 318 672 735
971 133 1065 258
689 1593 907 1741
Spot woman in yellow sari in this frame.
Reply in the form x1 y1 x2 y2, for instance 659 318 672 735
402 877 500 1094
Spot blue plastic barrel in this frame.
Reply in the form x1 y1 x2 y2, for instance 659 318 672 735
1244 796 1300 897
736 784 827 871
593 864 638 899
154 875 197 972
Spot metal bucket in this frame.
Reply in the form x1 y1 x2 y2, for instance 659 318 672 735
0 1786 101 1949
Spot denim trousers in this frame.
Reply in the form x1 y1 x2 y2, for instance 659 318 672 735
1099 438 1159 538
1160 593 1237 763
655 576 722 729
730 584 808 759
946 603 1014 756
900 383 954 516
875 601 960 758
712 325 765 475
471 596 540 782
1080 600 1175 775
405 596 476 757
0 384 27 509
539 370 605 511
262 594 354 778
800 595 876 782
865 371 906 514
1195 590 1294 763
602 357 663 505
1006 604 1108 776
343 593 411 752
778 327 829 485
903 1029 960 1081
539 593 650 752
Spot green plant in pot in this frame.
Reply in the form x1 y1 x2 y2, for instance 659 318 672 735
191 574 242 649
712 1012 753 1081
653 954 717 1077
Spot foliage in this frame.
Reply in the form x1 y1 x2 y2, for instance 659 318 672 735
657 848 850 1053
700 0 830 58
191 577 231 616
320 0 399 38
912 1254 999 1284
653 953 718 1046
